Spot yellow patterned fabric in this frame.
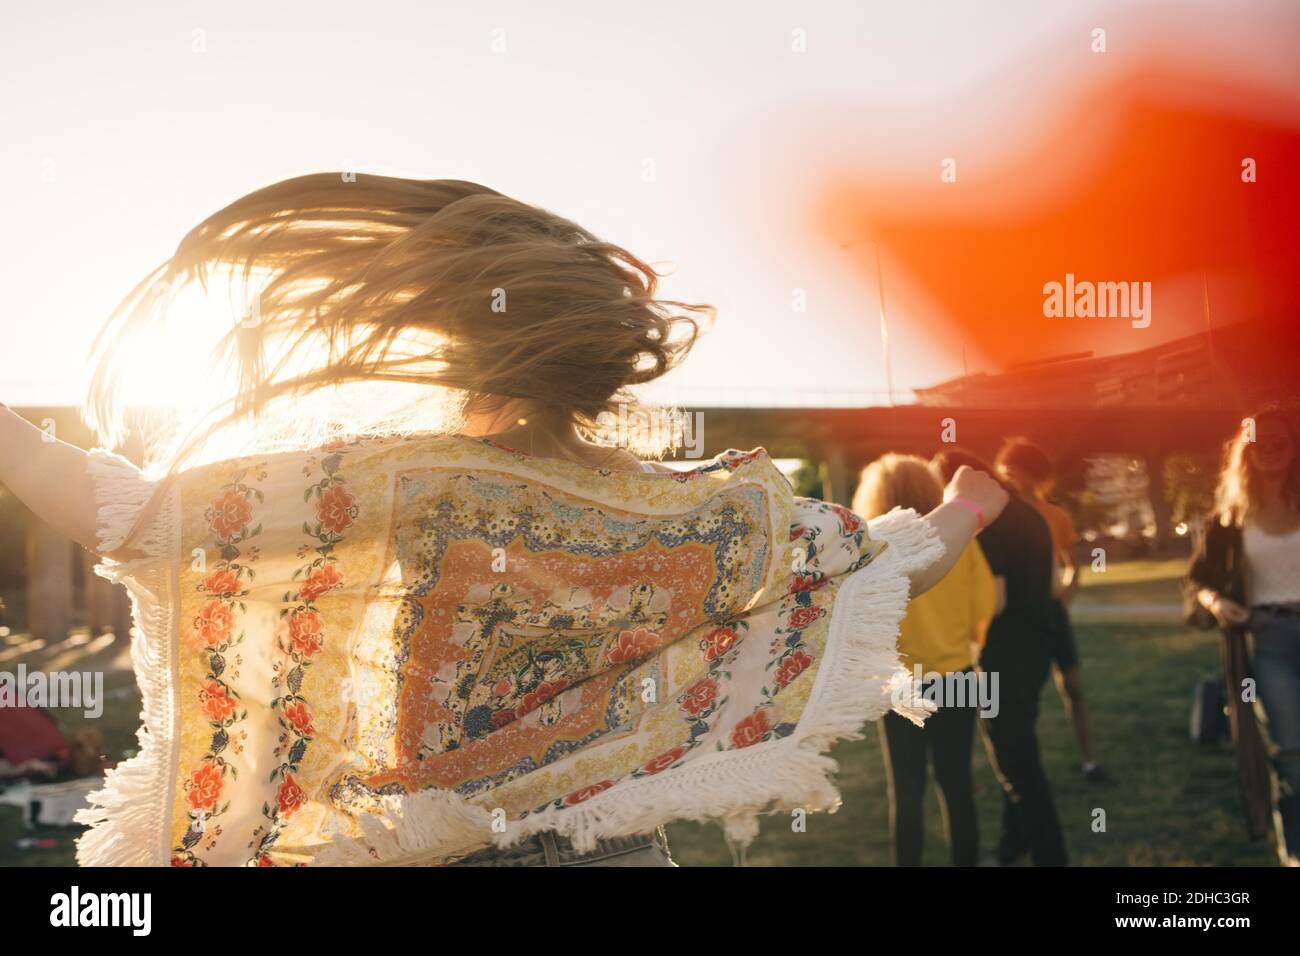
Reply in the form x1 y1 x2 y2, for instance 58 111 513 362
76 434 941 866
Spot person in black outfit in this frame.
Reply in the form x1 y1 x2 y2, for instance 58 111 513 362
880 676 983 865
934 449 1068 866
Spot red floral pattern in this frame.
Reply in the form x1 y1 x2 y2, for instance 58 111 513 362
276 774 306 817
195 600 234 647
730 708 772 749
605 626 660 664
298 563 343 602
831 504 864 534
256 450 354 864
563 780 615 806
287 611 324 658
173 470 264 866
700 625 739 662
789 573 828 594
640 745 689 775
680 677 720 716
209 488 254 541
201 569 241 597
774 649 814 689
516 679 570 718
186 763 224 811
317 485 357 536
199 680 237 723
283 701 314 736
786 606 824 631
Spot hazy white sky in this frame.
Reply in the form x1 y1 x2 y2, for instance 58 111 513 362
2 0 1295 407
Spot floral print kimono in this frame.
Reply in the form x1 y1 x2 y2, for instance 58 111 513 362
76 434 941 866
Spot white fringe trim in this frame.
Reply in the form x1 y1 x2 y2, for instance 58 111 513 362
84 449 155 558
74 450 179 867
322 507 945 866
315 790 497 867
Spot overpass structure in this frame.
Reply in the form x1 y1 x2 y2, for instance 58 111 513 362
3 318 1294 644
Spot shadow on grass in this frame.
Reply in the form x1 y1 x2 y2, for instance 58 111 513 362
1 620 1276 867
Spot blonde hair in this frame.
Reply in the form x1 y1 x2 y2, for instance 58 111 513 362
84 173 711 471
1213 406 1300 527
852 453 943 520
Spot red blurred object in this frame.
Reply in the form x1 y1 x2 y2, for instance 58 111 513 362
825 67 1300 372
14 838 58 850
0 706 69 766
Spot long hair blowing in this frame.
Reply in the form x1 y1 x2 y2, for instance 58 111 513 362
84 173 710 471
1213 405 1300 526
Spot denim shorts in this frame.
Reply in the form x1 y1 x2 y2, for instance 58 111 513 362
449 827 675 867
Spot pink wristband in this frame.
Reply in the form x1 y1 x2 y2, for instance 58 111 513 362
950 496 985 530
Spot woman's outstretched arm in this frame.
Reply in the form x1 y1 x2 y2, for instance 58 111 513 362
0 404 100 552
909 465 1009 597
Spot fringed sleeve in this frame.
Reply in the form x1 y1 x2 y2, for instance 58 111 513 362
865 507 947 576
86 448 160 559
75 449 180 867
816 507 946 731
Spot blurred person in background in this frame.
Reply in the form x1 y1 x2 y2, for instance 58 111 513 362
1187 406 1300 867
995 438 1112 785
854 454 1000 866
847 455 998 868
934 448 1068 866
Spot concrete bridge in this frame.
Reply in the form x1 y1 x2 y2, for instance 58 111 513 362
2 400 1246 647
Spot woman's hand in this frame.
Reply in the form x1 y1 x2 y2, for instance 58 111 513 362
908 466 1010 597
1198 588 1250 628
942 465 1011 527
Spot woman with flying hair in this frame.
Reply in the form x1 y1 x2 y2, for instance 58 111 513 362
0 173 1006 867
1187 406 1300 867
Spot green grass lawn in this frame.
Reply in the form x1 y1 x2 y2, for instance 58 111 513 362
1072 558 1187 617
0 562 1278 867
667 619 1274 866
1076 558 1188 588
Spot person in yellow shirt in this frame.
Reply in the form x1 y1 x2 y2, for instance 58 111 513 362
995 437 1112 785
854 454 1000 866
